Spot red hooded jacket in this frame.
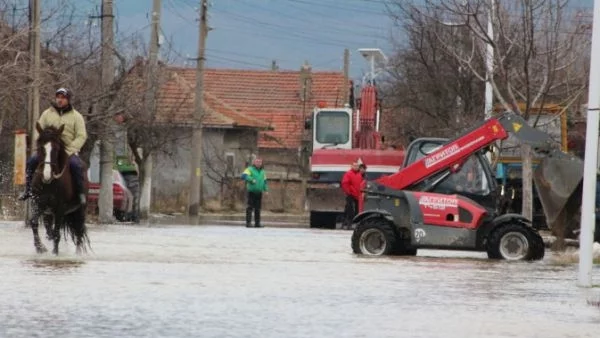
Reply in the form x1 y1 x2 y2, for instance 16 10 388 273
341 169 364 200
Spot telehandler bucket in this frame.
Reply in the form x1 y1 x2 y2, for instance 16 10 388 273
533 150 584 228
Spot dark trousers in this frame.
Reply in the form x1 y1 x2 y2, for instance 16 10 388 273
343 195 358 227
246 191 263 227
26 154 84 195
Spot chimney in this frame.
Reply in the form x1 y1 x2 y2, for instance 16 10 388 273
271 60 279 71
299 60 312 102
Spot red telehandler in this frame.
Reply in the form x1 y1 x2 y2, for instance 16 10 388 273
351 111 584 261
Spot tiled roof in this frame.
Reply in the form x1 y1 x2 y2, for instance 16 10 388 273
155 71 268 129
168 67 347 148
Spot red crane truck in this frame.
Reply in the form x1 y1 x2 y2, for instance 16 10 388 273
305 83 405 229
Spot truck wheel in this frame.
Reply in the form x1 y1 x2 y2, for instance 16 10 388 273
351 218 398 256
487 223 545 261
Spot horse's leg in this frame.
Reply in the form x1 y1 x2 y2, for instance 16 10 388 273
52 212 64 255
43 214 54 241
67 207 88 255
28 206 47 254
74 211 84 255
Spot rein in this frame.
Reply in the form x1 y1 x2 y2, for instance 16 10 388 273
52 160 67 180
37 150 68 182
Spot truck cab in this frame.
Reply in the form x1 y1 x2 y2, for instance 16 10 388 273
403 138 499 214
309 108 353 150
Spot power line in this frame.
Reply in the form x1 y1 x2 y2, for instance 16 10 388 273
159 26 278 69
159 26 290 64
205 53 273 69
166 0 197 24
283 0 387 15
211 9 374 47
213 24 355 49
207 47 291 63
230 0 386 37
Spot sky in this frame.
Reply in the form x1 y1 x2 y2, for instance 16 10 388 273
8 0 596 81
112 0 596 80
94 0 396 80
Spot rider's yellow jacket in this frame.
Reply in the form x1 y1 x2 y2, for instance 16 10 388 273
37 106 87 156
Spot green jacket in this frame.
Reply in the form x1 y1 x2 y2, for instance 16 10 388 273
36 105 87 156
241 166 268 193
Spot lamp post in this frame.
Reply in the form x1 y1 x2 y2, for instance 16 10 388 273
357 48 387 85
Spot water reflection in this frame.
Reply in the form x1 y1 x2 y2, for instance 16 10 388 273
23 257 85 271
0 221 599 338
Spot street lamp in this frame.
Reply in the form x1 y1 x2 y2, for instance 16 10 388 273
358 48 388 84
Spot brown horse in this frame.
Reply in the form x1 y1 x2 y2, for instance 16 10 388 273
27 122 91 255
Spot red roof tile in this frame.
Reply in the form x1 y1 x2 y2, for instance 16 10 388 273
168 67 347 148
155 71 268 128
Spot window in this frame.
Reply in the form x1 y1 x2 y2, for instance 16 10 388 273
433 155 490 196
225 152 235 172
315 110 350 144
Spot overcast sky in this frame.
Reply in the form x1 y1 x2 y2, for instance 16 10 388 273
19 0 596 81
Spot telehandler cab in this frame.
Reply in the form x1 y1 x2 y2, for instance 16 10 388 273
351 112 584 261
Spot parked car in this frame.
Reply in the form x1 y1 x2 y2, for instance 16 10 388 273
87 169 135 222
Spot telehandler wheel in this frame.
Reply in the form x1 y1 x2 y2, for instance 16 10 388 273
487 223 545 261
351 218 399 256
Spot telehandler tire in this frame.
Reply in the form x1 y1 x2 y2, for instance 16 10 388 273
487 223 545 261
352 218 398 256
351 218 416 256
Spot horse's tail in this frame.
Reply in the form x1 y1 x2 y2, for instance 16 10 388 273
63 208 93 254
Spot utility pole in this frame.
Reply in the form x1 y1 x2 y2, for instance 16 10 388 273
577 0 600 288
484 0 494 120
28 0 40 154
139 0 162 220
25 0 40 225
343 48 349 106
187 0 208 216
99 0 115 224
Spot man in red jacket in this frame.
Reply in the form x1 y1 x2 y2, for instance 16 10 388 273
341 160 366 229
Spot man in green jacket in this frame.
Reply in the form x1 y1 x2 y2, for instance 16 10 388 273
241 158 268 228
19 88 88 205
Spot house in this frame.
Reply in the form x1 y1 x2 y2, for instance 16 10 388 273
144 62 347 212
171 62 348 176
145 68 270 211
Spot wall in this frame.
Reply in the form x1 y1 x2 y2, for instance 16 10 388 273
259 147 304 179
0 134 15 194
152 127 222 212
218 177 306 213
151 127 262 213
222 128 259 172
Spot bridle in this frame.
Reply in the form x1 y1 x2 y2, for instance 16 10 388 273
37 142 67 183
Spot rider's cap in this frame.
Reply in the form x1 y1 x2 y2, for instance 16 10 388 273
55 87 71 99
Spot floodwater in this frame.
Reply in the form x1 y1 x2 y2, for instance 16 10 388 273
1 221 599 338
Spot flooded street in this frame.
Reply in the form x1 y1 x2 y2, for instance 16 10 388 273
1 221 599 338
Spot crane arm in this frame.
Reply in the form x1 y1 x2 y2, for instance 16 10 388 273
375 112 561 191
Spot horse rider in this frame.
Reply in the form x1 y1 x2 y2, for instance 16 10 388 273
19 87 88 205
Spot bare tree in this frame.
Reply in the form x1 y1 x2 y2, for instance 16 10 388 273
202 132 257 211
387 0 590 225
382 3 486 146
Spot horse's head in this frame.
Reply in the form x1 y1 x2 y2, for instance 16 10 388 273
35 122 66 183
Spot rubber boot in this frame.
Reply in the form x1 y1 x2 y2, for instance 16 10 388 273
245 208 253 228
71 161 86 205
18 173 33 201
255 209 262 228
